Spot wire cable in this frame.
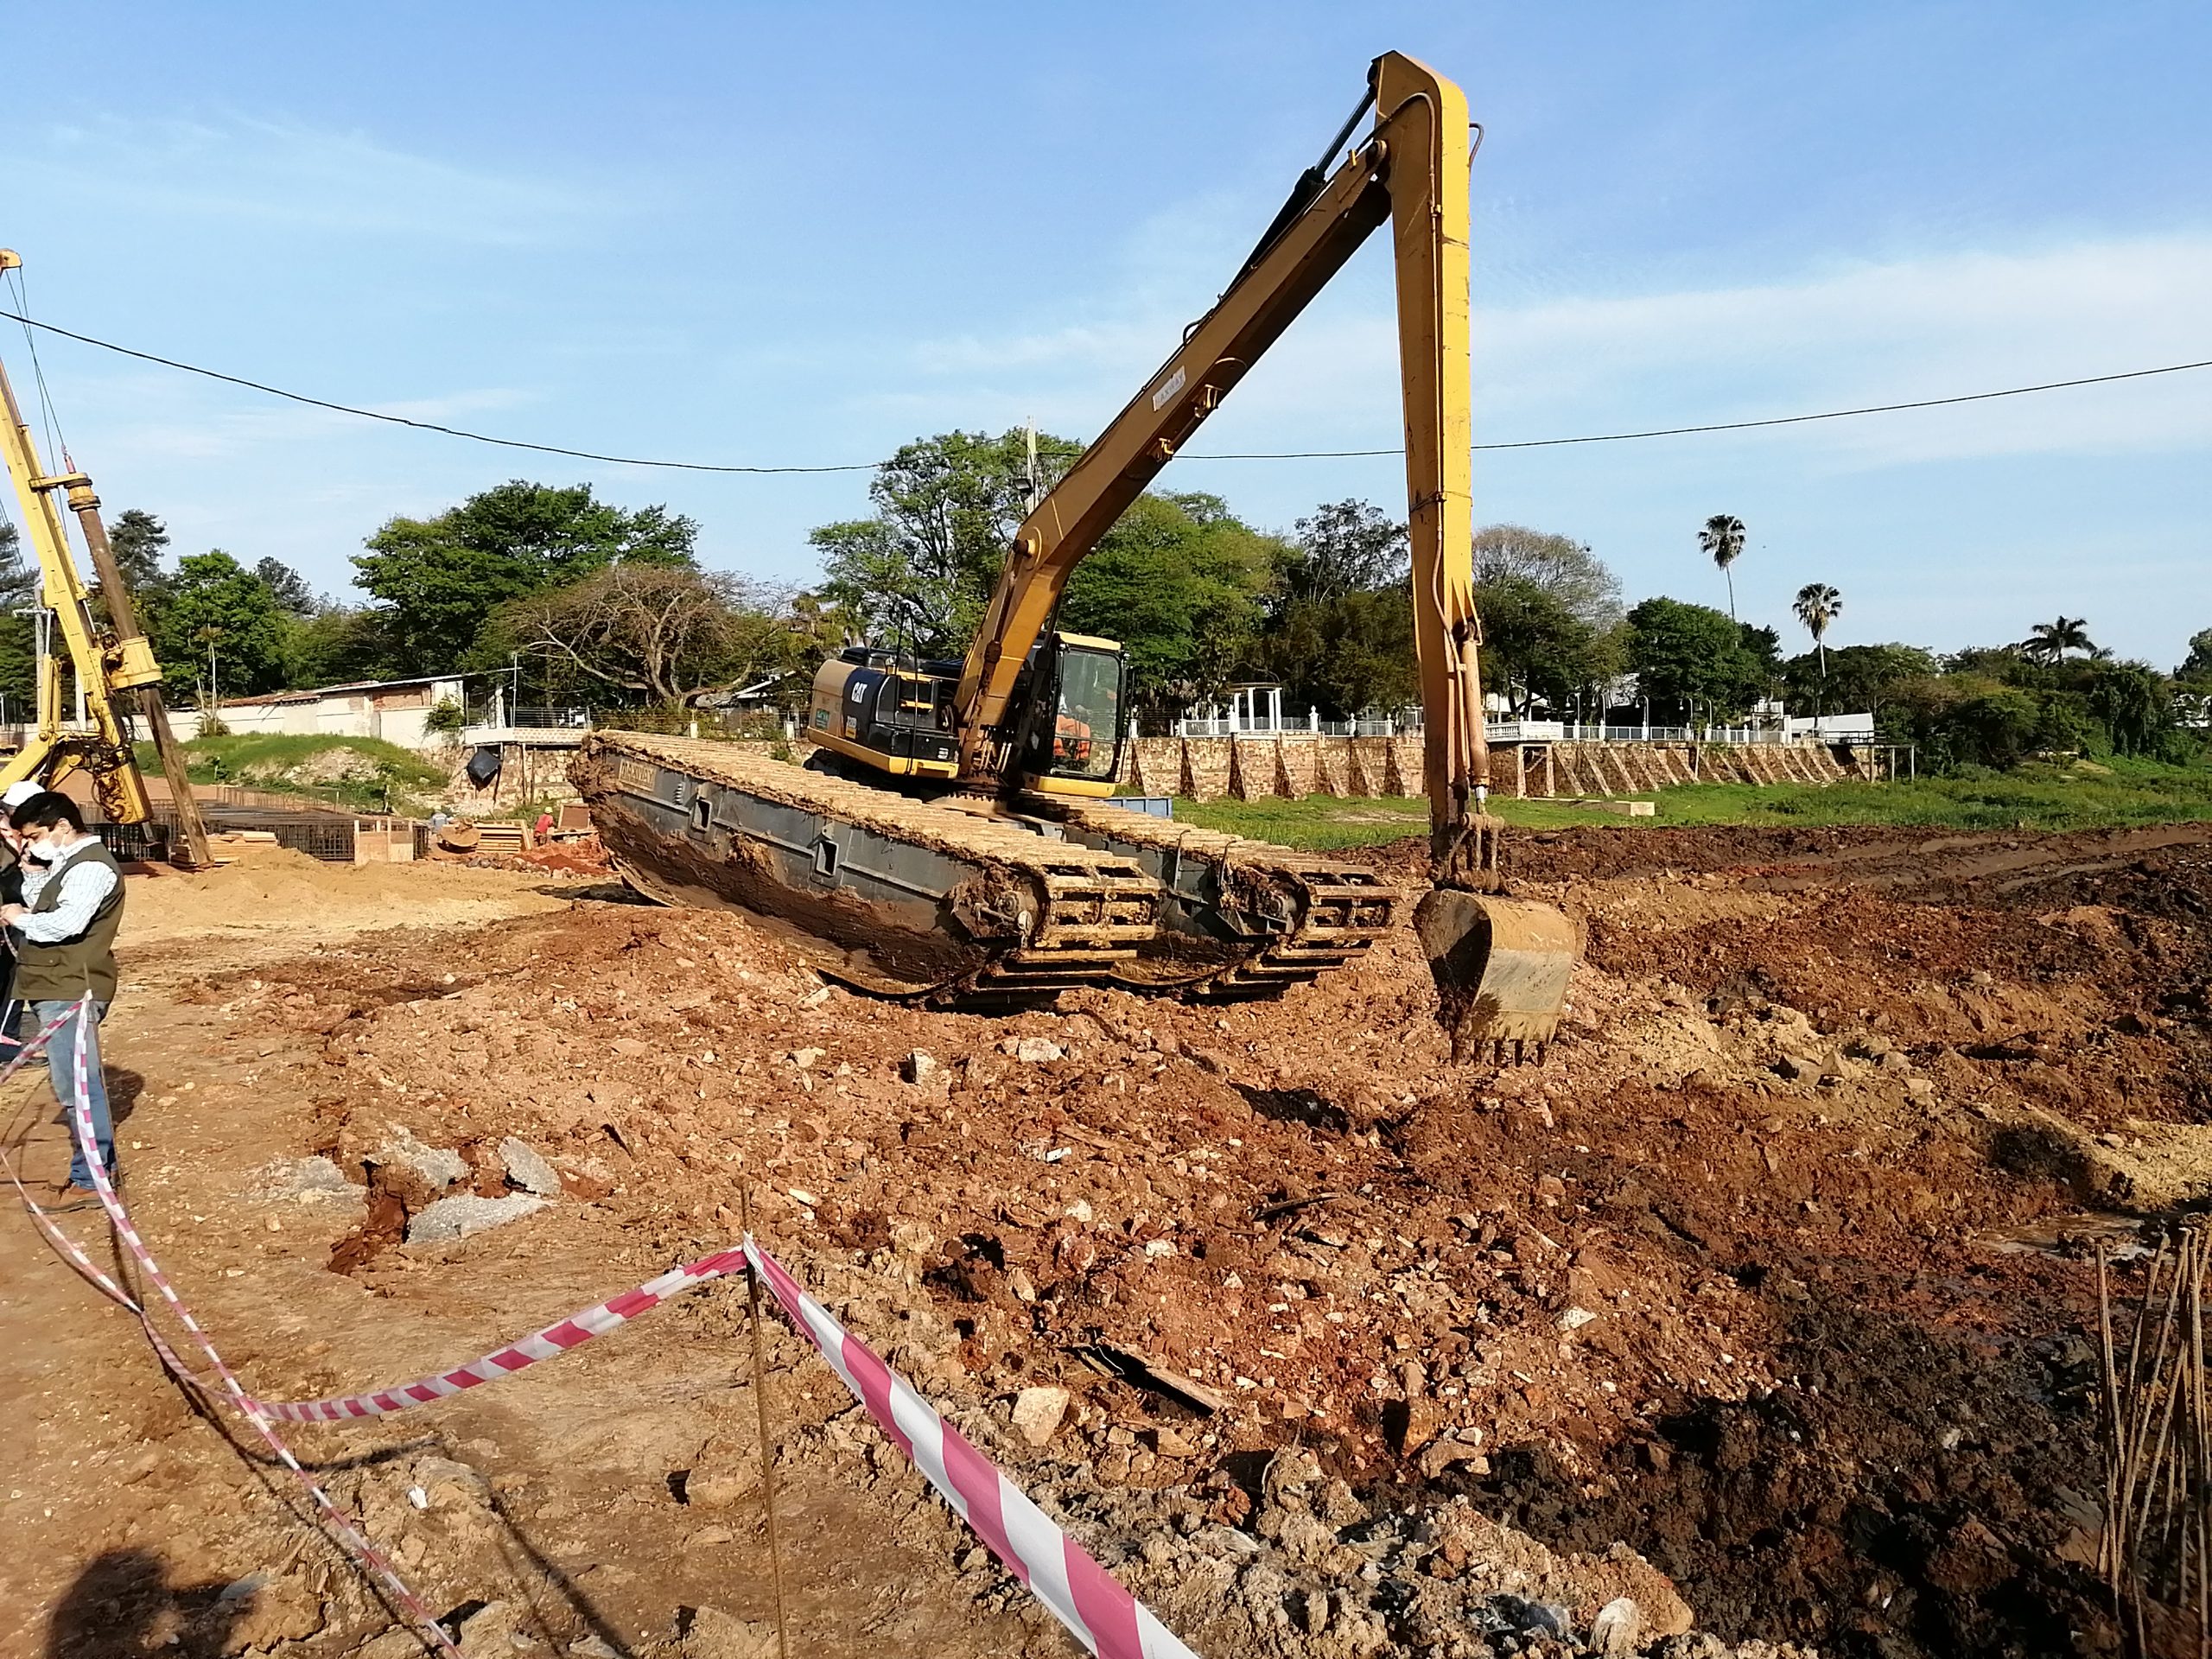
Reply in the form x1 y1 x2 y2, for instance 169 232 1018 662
1 303 2205 472
0 308 875 475
3 273 70 468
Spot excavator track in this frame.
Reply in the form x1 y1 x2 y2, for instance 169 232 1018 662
575 733 1157 1007
1044 801 1406 999
576 733 1408 1010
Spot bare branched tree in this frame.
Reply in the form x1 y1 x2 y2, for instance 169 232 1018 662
501 565 807 707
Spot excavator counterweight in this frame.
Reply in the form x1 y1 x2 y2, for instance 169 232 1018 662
584 52 1579 1053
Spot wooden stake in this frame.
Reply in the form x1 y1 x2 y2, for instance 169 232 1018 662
741 1187 792 1659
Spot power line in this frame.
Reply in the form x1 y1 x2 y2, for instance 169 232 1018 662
0 308 876 475
2 304 2205 474
1192 357 2212 456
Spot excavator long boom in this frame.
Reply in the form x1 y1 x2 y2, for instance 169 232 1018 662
582 52 1574 1055
955 51 1487 829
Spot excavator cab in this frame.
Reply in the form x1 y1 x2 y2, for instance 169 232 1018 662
1011 632 1127 799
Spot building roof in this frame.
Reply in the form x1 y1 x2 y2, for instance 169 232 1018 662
218 672 466 709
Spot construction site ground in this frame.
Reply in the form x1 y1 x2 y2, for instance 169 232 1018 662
7 817 2211 1658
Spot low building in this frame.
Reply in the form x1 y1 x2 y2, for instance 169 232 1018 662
176 674 468 748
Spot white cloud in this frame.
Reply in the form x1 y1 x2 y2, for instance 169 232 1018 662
33 114 610 245
897 230 2212 469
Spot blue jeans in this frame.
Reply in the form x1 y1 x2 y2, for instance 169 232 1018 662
37 1000 111 1188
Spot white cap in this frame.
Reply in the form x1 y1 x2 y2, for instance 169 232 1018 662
0 781 42 810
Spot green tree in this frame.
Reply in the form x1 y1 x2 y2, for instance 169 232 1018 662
1624 596 1769 722
1697 514 1747 620
1780 642 1939 728
1793 582 1843 687
0 518 33 719
1249 500 1421 721
812 429 1079 656
105 508 172 597
2084 661 2173 756
282 606 395 688
1060 492 1277 719
255 556 317 616
1284 500 1408 598
1475 577 1623 716
2175 627 2212 683
355 480 697 674
2020 615 2094 664
159 550 289 701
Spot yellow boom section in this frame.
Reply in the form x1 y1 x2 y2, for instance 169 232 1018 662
951 51 1484 822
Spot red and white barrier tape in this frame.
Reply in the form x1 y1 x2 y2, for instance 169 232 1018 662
10 1001 1203 1658
242 1245 752 1421
47 998 464 1659
744 1238 1201 1659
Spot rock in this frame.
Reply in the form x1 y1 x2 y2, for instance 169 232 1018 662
1590 1598 1642 1656
454 1599 521 1656
568 1639 620 1659
499 1136 563 1197
1416 1437 1490 1479
1149 1425 1198 1459
1485 1594 1570 1639
265 1155 360 1202
406 1193 548 1244
383 1131 468 1191
791 1046 825 1069
1010 1385 1071 1446
1772 1054 1814 1083
686 1452 760 1510
901 1051 939 1084
1012 1037 1065 1064
207 1573 325 1650
1880 1050 1913 1073
1906 1077 1937 1099
1557 1306 1598 1332
683 1605 780 1659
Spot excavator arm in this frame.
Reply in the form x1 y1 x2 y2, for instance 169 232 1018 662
954 52 1574 1056
954 54 1487 823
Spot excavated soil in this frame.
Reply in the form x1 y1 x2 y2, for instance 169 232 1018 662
6 818 2211 1656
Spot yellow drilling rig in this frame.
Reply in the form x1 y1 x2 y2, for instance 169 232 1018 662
0 250 210 864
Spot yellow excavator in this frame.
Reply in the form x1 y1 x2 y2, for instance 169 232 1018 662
580 52 1577 1057
0 251 210 864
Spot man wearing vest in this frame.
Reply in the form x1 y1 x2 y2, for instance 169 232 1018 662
0 791 125 1197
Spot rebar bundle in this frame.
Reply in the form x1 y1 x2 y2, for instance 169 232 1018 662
2101 1224 2212 1657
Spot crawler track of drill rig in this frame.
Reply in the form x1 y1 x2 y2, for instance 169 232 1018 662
575 733 1402 1007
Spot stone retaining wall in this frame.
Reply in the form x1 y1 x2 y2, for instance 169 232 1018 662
1111 735 1875 799
760 733 1874 801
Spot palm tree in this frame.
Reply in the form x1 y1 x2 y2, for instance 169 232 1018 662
2020 615 2094 664
1698 514 1747 620
1794 583 1843 719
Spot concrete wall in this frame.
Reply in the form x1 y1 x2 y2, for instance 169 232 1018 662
177 677 467 745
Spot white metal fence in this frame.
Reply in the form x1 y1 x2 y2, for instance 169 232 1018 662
1158 714 1867 746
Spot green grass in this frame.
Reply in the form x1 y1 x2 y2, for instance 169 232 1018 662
1169 759 2212 849
134 734 448 813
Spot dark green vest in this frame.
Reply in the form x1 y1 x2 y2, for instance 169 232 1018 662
14 839 124 1003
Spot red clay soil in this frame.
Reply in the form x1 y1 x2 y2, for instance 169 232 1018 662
9 821 2211 1655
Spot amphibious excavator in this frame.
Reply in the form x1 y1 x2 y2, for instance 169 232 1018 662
578 51 1577 1057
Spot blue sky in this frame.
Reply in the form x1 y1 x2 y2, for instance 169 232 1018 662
2 2 2205 666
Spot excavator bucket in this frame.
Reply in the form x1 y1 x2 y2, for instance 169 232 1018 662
1414 888 1578 1063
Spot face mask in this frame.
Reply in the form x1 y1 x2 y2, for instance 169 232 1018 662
26 836 59 862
